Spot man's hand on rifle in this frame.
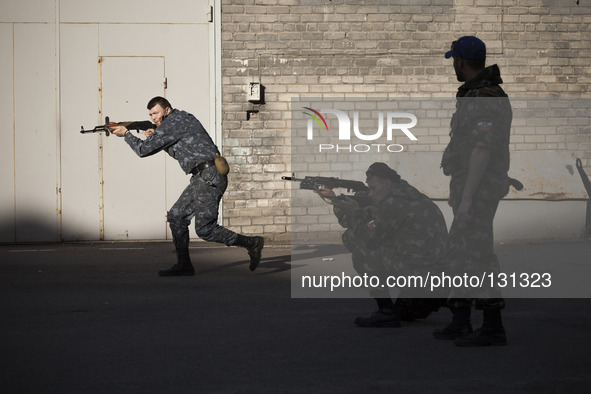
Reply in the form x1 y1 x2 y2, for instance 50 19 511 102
315 186 336 200
109 125 155 138
109 125 129 137
315 187 360 210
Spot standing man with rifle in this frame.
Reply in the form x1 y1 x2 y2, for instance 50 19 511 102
110 96 264 276
435 36 513 346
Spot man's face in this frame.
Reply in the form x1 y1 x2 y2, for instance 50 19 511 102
453 56 465 82
366 176 393 205
149 104 171 126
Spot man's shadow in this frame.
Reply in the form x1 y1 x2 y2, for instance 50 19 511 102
198 244 348 275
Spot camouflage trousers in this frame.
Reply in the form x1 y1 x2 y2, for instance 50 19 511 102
342 231 442 300
445 198 505 310
167 166 238 250
343 231 390 299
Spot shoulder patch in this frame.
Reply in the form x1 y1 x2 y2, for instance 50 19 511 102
477 121 493 132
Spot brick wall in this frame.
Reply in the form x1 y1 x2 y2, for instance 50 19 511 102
220 0 591 241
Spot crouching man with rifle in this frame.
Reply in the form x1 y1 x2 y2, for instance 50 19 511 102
285 163 448 326
108 96 264 276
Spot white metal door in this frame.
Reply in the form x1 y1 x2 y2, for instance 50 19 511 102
100 56 167 240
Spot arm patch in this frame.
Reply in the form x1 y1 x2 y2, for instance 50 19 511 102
477 121 493 132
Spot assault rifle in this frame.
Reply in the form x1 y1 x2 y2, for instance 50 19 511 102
80 116 156 136
282 174 368 193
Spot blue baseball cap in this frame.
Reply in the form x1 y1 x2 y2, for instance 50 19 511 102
445 36 486 60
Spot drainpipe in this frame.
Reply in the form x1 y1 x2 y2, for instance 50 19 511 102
576 158 591 238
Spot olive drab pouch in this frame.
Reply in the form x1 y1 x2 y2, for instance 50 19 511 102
215 153 230 175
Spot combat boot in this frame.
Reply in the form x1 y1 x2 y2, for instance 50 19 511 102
354 308 401 327
433 306 473 340
454 308 507 347
355 298 401 327
234 235 264 271
158 248 195 276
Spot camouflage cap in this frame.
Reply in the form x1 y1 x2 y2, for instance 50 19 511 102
366 162 401 182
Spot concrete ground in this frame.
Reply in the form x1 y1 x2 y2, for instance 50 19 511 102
1 240 591 393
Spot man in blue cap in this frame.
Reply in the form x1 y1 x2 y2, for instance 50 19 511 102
435 36 513 346
445 35 488 83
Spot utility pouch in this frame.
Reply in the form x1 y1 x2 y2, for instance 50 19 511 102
215 153 230 175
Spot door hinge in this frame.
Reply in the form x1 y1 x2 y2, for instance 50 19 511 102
163 77 168 89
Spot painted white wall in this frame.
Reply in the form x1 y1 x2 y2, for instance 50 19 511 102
0 24 15 242
0 0 217 242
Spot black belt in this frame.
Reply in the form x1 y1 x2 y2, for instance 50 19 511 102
190 159 216 175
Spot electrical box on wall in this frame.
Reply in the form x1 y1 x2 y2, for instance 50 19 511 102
247 82 265 104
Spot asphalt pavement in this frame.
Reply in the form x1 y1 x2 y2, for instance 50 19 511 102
1 240 591 393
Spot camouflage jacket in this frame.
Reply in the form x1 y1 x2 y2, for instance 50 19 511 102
334 180 447 264
124 109 219 174
441 64 513 205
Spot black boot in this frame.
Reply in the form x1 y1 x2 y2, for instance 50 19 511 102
354 298 401 328
454 308 507 347
234 235 264 271
433 306 473 340
158 248 195 277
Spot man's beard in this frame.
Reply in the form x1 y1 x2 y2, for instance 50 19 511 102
454 66 465 82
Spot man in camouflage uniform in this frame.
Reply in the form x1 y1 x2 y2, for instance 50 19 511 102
111 97 264 276
319 163 448 327
434 36 512 346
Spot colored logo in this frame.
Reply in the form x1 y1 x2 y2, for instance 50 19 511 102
303 107 328 132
